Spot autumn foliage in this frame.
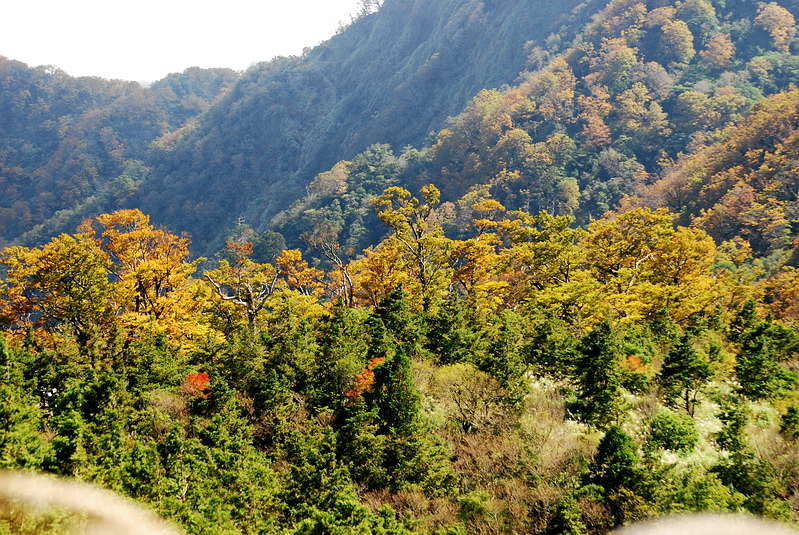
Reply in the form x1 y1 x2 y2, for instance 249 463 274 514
3 0 799 533
183 372 211 398
345 357 385 400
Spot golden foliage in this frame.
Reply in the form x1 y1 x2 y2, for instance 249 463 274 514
1 209 217 351
754 2 797 53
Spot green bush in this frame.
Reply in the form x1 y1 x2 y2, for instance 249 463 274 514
647 411 699 452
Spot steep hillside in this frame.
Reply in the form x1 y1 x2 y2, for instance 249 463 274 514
276 0 799 260
7 0 799 262
5 2 799 532
629 88 799 326
132 0 601 252
637 89 799 258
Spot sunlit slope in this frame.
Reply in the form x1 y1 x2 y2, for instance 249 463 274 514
135 0 596 252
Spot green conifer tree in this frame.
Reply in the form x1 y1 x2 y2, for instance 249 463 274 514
573 321 625 427
659 333 712 415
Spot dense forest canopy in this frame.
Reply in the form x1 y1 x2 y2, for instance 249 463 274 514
277 0 799 260
1 192 798 533
3 0 799 533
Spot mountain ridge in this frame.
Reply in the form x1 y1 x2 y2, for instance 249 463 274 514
1 0 599 253
134 0 598 253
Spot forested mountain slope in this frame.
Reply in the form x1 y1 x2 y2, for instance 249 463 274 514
132 0 599 253
0 60 239 247
6 0 799 261
634 88 799 259
5 1 799 533
276 0 799 262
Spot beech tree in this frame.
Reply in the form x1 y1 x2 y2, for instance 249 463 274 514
590 38 639 93
582 208 672 290
1 210 215 351
763 267 799 326
754 3 797 53
204 241 279 333
275 249 325 298
372 185 451 311
349 244 411 308
95 210 197 314
676 0 718 41
699 33 735 70
578 84 613 149
0 231 112 348
666 21 696 62
93 209 212 347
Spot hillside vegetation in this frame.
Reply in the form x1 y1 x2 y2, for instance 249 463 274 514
0 60 238 247
3 0 799 533
279 0 799 261
1 194 798 533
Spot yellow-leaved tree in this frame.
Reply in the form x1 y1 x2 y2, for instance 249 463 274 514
204 241 279 334
582 207 721 324
92 209 215 348
275 249 325 298
0 230 112 349
371 185 452 311
349 243 413 308
754 2 797 53
1 209 217 352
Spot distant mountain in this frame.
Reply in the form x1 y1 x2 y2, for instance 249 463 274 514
132 0 599 253
0 60 238 247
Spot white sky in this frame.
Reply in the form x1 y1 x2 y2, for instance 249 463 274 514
1 0 364 83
